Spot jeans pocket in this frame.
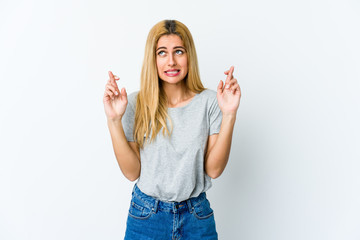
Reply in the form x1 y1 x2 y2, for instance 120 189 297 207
192 199 214 220
128 196 153 220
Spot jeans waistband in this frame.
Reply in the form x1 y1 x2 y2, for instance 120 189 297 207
131 183 207 213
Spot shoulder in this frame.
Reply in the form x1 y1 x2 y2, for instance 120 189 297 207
190 89 219 114
199 88 217 98
196 89 221 116
198 89 218 105
127 91 139 107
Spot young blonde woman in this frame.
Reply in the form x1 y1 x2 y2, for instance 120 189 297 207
103 20 241 240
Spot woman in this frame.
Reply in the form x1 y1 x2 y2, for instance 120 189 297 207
103 19 241 240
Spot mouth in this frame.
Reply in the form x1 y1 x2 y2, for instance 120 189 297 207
164 70 180 77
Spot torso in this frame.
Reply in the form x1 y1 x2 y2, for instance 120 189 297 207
167 91 197 108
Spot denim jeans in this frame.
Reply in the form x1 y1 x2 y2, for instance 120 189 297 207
124 183 218 240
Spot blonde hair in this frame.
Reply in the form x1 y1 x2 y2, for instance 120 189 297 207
134 20 205 148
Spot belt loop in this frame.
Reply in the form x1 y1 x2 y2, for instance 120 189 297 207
131 183 136 196
152 199 159 213
186 199 193 213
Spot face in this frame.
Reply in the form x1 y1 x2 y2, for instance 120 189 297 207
156 34 188 85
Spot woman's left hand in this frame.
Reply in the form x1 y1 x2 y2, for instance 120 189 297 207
217 66 241 116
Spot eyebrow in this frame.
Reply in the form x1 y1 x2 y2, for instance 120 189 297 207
156 46 186 51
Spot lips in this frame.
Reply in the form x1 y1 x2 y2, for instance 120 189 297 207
165 69 180 73
164 69 180 77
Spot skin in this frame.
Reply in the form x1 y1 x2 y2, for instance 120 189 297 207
205 65 241 178
104 73 140 181
103 34 241 180
156 34 195 107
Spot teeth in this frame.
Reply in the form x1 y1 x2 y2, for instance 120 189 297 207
166 70 179 74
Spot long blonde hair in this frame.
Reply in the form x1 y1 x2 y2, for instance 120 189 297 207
134 19 205 148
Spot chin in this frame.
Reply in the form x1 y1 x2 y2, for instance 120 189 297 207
160 76 186 85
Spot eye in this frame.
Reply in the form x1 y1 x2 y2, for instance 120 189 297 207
157 51 166 56
175 50 184 55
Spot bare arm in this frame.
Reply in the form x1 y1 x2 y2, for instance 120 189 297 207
205 114 236 179
205 66 241 179
103 71 140 182
107 119 140 181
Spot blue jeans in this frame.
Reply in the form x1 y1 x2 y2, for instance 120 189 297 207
124 183 218 240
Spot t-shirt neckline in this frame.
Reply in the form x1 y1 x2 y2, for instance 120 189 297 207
167 92 200 110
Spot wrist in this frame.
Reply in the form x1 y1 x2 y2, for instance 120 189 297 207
221 114 236 126
107 117 123 125
222 112 237 120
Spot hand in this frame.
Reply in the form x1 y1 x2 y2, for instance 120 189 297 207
217 66 241 116
103 71 128 121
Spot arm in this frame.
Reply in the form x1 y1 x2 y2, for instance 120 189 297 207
107 119 140 181
103 71 140 182
205 114 236 179
205 66 241 179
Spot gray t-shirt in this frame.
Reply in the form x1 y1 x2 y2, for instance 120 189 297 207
121 89 222 202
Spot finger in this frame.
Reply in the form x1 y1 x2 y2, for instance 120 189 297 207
107 75 120 92
107 72 118 91
108 71 118 85
230 83 240 93
230 83 241 95
103 93 112 103
228 78 238 88
108 71 114 81
107 75 117 81
105 89 115 99
217 80 224 94
225 66 234 83
225 78 237 90
106 83 117 91
109 80 120 93
103 91 110 100
106 84 119 95
120 87 127 101
236 85 241 95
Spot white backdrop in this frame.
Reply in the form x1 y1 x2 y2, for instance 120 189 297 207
1 0 359 239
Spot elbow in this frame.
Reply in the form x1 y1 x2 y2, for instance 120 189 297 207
208 173 221 179
205 157 226 179
205 155 229 179
123 168 140 182
206 168 223 179
128 176 139 182
126 173 140 182
119 159 140 182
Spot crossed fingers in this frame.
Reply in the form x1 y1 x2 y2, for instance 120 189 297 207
105 71 120 99
224 66 240 94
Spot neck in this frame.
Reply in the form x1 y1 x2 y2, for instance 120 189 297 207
161 81 193 106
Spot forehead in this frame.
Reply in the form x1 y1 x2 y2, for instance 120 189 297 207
156 34 184 48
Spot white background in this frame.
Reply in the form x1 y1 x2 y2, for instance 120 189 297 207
1 0 359 239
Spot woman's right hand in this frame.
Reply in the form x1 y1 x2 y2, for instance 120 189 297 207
103 71 128 121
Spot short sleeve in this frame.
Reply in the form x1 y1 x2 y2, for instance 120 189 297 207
121 92 138 142
208 95 222 135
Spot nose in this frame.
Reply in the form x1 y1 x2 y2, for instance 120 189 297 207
167 53 177 66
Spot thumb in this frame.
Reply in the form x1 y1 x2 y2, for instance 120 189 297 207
217 80 223 94
120 88 127 101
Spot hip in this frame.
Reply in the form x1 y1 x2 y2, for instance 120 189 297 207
124 183 218 240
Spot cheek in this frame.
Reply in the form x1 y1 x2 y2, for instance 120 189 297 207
182 58 188 71
157 57 168 66
156 59 163 73
178 57 187 67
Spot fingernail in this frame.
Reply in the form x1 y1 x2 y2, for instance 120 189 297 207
115 91 118 95
226 84 230 89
